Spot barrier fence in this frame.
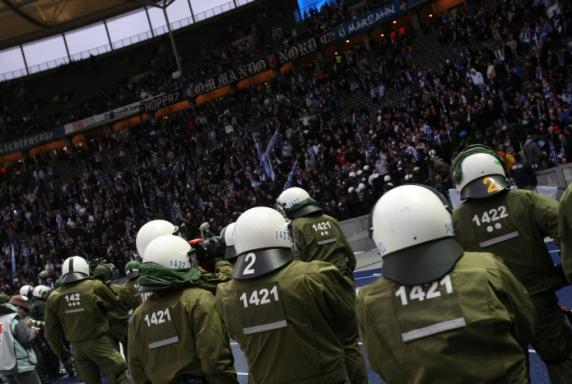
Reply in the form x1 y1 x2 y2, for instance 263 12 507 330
339 164 572 253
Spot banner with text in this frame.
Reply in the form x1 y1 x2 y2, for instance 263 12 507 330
0 131 55 155
331 0 402 40
186 58 270 98
141 92 181 113
64 101 141 135
276 37 320 65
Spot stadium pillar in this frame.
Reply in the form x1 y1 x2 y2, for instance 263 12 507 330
162 7 183 75
19 45 29 75
62 34 72 62
145 7 156 38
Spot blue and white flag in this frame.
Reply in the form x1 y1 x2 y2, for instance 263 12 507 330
283 160 299 191
253 134 276 182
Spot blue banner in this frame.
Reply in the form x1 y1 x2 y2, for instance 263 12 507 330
331 0 402 40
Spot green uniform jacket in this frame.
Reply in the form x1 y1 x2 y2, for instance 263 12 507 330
197 260 234 295
452 189 563 294
122 279 141 310
106 283 130 341
128 287 237 384
44 279 123 359
356 252 536 384
215 260 356 384
560 184 572 284
290 214 356 280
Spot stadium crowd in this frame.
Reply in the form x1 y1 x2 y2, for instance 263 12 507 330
0 0 571 292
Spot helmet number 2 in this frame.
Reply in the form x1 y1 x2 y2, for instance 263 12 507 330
243 253 256 275
482 177 500 194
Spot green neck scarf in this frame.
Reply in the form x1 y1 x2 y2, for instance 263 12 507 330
139 263 202 290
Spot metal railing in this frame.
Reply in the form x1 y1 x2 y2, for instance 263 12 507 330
0 0 255 82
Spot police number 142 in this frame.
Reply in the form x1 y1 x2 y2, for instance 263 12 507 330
395 275 453 306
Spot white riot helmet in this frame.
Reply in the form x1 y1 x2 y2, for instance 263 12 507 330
19 285 33 298
143 235 191 270
452 145 509 200
233 207 293 279
220 222 237 261
61 256 90 284
276 187 322 219
32 285 51 299
383 175 392 182
136 219 179 257
371 185 462 285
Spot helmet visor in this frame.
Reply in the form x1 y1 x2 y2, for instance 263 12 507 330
383 237 463 285
461 174 509 200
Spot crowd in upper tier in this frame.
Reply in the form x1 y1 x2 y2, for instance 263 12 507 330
0 0 571 291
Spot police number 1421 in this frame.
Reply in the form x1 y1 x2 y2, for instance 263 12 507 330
144 308 172 327
395 275 453 306
240 286 279 308
312 221 331 232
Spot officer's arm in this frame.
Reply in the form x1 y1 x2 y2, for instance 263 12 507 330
44 298 66 359
559 187 572 284
356 289 405 383
190 290 238 384
95 281 129 319
529 191 560 240
128 316 150 384
490 255 537 347
308 265 356 341
214 260 234 282
290 223 306 260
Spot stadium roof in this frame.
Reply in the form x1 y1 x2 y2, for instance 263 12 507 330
0 0 153 50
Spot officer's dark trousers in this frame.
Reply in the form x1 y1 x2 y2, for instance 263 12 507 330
530 291 572 384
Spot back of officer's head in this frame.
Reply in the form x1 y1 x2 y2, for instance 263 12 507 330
61 256 90 285
276 187 322 219
232 207 293 279
371 185 463 285
220 222 238 261
93 264 113 284
125 260 141 280
136 219 179 258
142 235 191 270
451 144 510 200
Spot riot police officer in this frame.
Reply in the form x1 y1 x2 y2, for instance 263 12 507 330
357 185 535 383
93 264 130 357
122 260 142 309
44 256 127 384
136 220 233 294
451 144 572 383
128 235 237 383
29 285 50 322
275 187 366 383
215 207 361 384
220 222 237 264
560 183 572 284
276 187 356 281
